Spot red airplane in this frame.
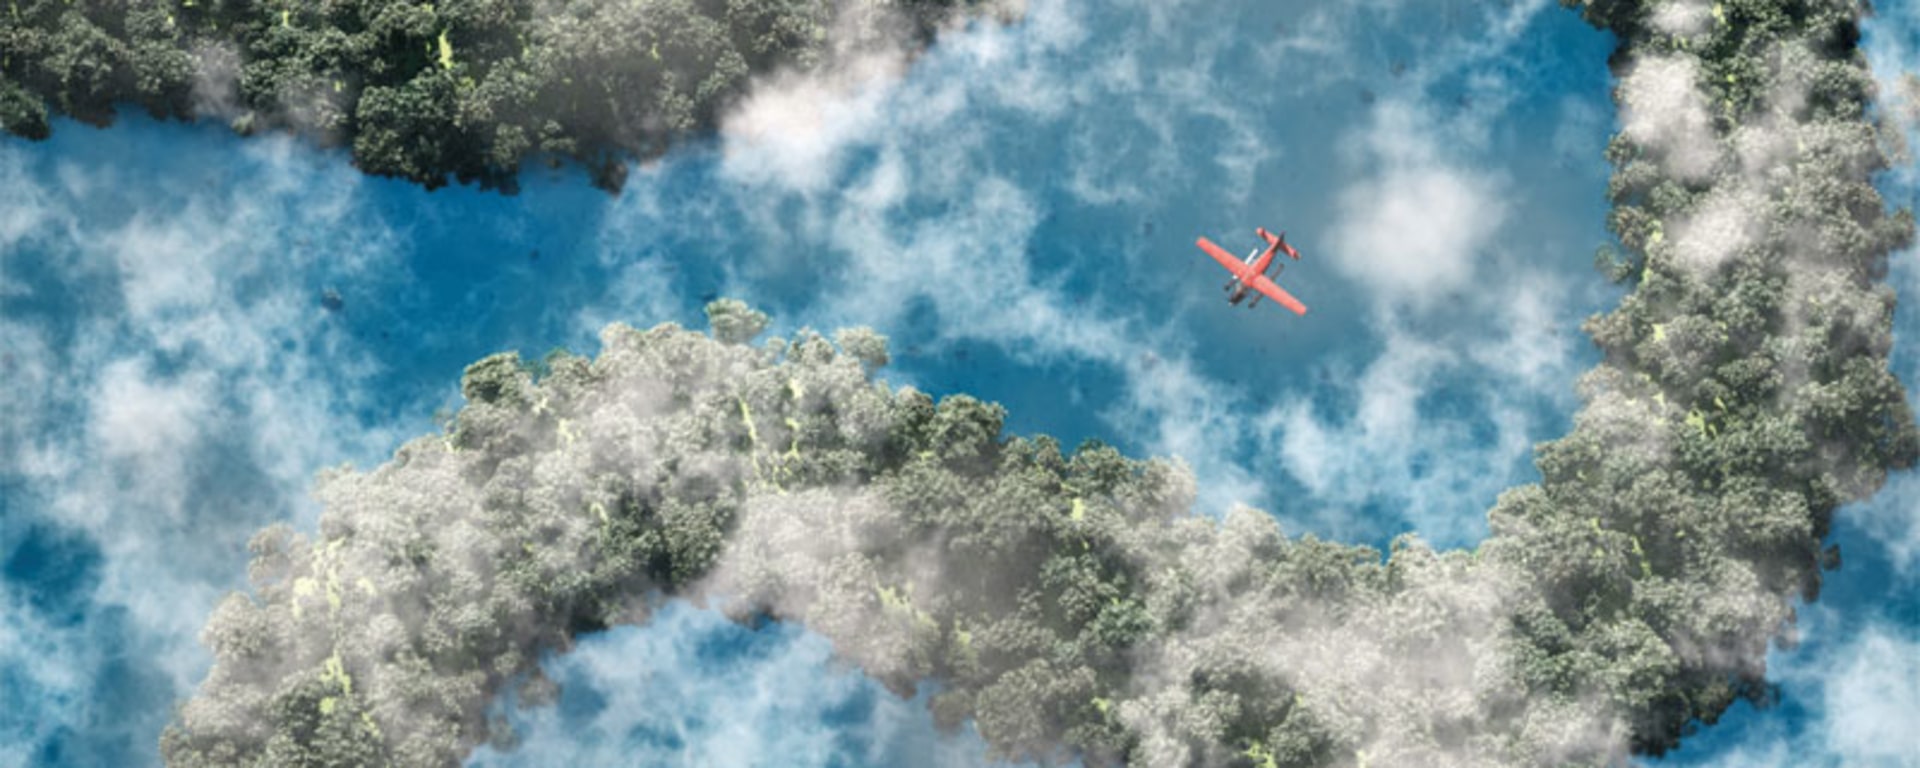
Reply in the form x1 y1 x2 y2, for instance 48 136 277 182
1195 227 1307 315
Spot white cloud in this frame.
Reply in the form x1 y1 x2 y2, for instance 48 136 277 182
1818 625 1920 762
574 252 683 342
86 360 216 512
1850 471 1920 577
1100 350 1268 517
1329 117 1508 306
719 51 910 195
1257 0 1413 86
1650 0 1715 40
0 151 49 253
0 321 69 481
1265 326 1546 543
1287 64 1590 541
0 131 417 755
1618 54 1720 183
1467 269 1585 393
1668 184 1764 276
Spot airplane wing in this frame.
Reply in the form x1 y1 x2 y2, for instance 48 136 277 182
1248 275 1308 315
1195 237 1251 277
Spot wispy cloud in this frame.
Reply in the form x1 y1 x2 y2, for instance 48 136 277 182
0 128 414 761
1326 97 1510 310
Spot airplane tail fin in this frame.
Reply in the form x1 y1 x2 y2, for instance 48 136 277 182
1278 231 1301 260
1257 227 1301 260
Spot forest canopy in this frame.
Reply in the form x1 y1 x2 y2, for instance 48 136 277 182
0 0 1015 191
152 0 1920 765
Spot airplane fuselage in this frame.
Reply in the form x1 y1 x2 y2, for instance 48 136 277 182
1225 247 1271 305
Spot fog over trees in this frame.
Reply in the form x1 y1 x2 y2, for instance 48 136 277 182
0 0 1015 191
145 0 1920 764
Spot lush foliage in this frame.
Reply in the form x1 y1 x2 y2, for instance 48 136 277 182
1547 0 1916 752
0 0 1010 191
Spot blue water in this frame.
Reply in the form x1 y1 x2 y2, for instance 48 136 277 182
9 0 1911 764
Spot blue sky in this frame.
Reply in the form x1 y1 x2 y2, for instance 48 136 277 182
1 0 1916 764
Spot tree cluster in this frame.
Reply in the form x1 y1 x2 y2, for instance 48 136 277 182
162 308 1505 766
0 0 1013 191
1509 0 1918 754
